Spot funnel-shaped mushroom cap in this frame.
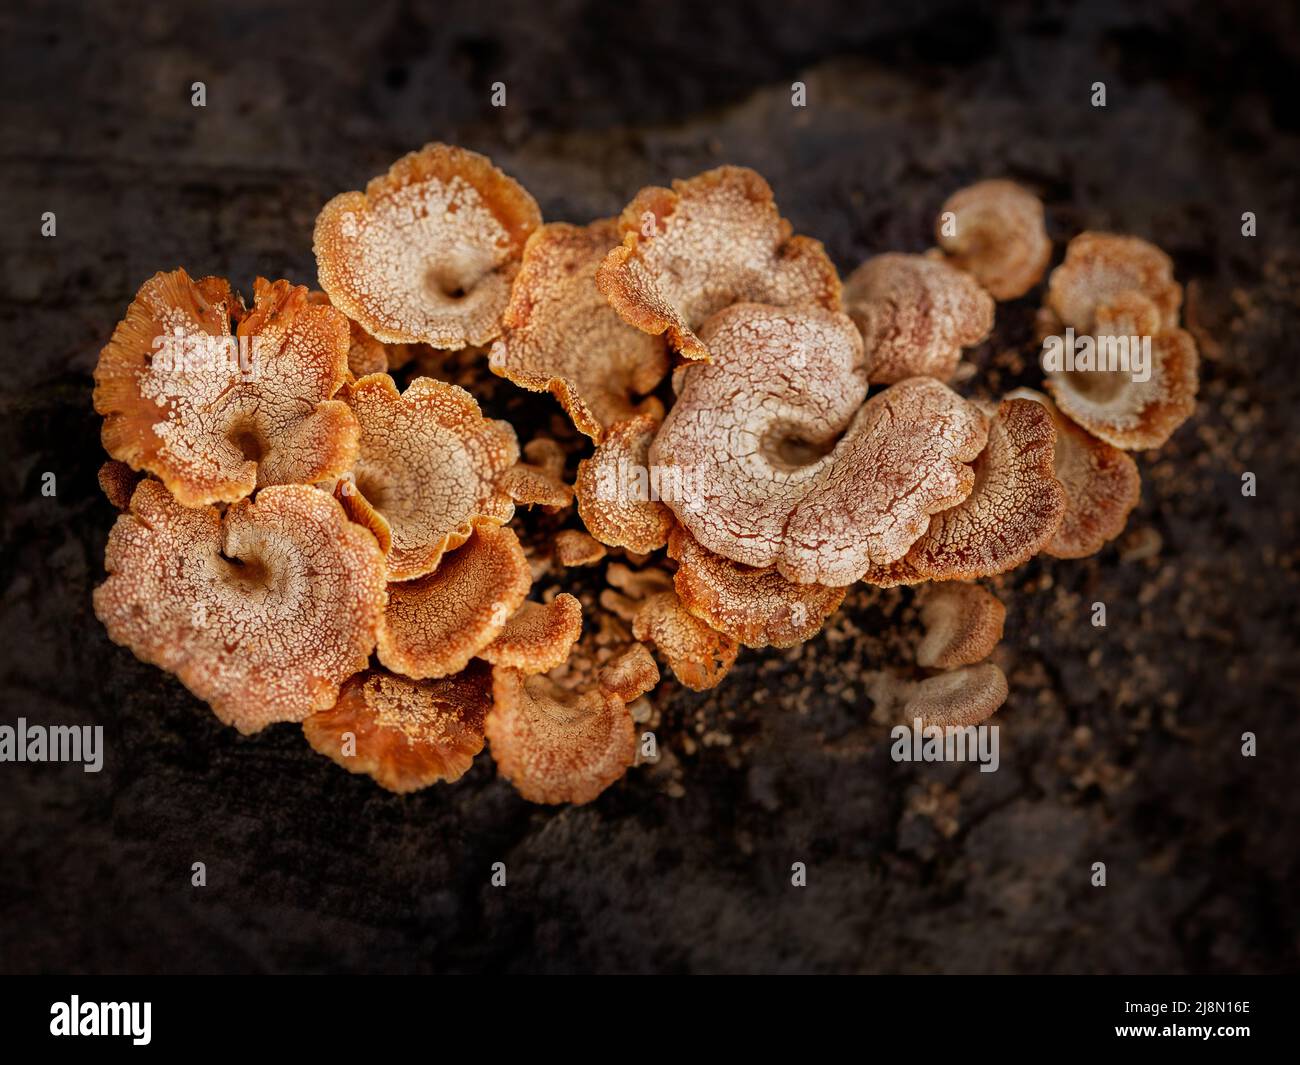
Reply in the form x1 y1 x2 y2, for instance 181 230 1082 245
631 590 739 691
339 373 517 581
915 583 1006 669
1046 231 1182 333
574 413 675 553
667 526 845 649
596 166 842 359
485 644 657 804
844 253 994 383
491 219 669 441
936 179 1051 300
864 398 1066 586
1008 389 1140 557
649 303 988 585
481 594 583 675
377 523 531 680
303 663 492 793
94 271 359 507
314 143 541 349
94 482 387 734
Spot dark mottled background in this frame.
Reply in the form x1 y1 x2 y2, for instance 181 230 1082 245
1 0 1297 974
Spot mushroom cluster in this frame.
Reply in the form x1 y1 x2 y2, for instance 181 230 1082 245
93 145 1199 804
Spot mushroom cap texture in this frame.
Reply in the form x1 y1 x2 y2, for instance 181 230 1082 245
904 663 1009 727
1046 231 1182 333
94 481 387 734
98 460 142 511
936 179 1051 300
485 644 657 805
313 143 541 349
94 270 359 507
1008 388 1141 557
649 303 988 585
302 663 492 793
480 594 584 675
574 413 675 554
631 590 740 691
596 165 842 360
667 526 846 649
552 529 607 567
378 523 532 680
863 398 1067 586
915 583 1006 670
339 373 518 581
491 219 669 441
844 253 994 383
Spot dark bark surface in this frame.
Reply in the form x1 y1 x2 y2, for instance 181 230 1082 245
1 0 1297 973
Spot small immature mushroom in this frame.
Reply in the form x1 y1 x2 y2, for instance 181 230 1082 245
596 166 842 360
338 374 517 581
903 663 1009 727
480 594 583 675
843 253 994 383
378 523 531 679
936 179 1051 300
649 303 989 585
667 526 846 649
314 143 541 349
863 398 1066 586
915 583 1006 669
98 460 142 511
498 436 574 509
491 219 669 441
631 590 740 691
1007 389 1140 558
1043 292 1199 451
553 529 607 567
486 643 658 804
302 663 492 793
94 482 386 734
575 413 674 553
94 271 359 507
1045 231 1182 333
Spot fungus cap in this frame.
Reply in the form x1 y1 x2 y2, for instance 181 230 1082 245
314 143 541 349
338 373 517 581
631 590 739 691
94 271 359 507
844 253 994 383
649 304 988 585
596 166 842 359
905 663 1009 727
936 179 1051 300
480 594 584 675
498 437 574 509
1007 388 1140 557
575 413 675 554
491 220 669 441
552 529 608 567
1046 231 1182 333
485 644 657 805
915 583 1006 669
94 481 387 734
98 460 142 511
377 523 532 679
302 663 492 793
667 526 845 649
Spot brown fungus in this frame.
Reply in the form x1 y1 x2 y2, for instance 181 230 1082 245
94 482 386 734
314 143 541 349
485 644 658 805
302 663 492 793
844 253 994 383
575 413 675 553
1045 231 1182 333
480 593 584 675
936 179 1051 300
491 219 669 441
667 526 845 649
631 590 740 692
915 583 1006 670
863 398 1066 586
1007 388 1141 558
649 303 988 585
892 663 1009 728
98 460 143 511
338 373 517 581
377 523 532 679
596 166 842 359
94 271 359 507
552 529 607 567
498 436 574 509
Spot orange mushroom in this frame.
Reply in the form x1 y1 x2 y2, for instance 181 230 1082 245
94 481 386 734
844 253 993 383
314 143 541 349
552 529 607 567
631 590 740 691
94 271 359 507
498 436 574 509
596 166 842 359
915 583 1006 670
98 460 142 511
935 179 1051 300
491 219 669 441
1044 231 1181 333
480 594 583 675
302 663 492 793
574 413 675 554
